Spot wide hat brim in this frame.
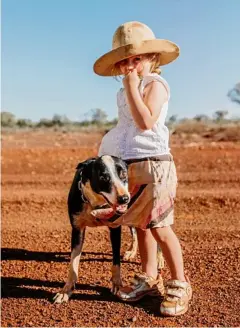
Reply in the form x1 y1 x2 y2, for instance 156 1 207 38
93 39 180 76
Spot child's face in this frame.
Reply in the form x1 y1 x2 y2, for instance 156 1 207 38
118 55 151 76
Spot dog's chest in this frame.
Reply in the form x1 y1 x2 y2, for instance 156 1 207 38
73 181 109 229
72 203 109 229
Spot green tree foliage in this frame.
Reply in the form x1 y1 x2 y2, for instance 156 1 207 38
1 111 16 127
89 108 108 125
36 115 70 127
168 115 178 124
16 118 33 127
36 118 54 128
213 110 228 122
52 114 70 126
194 114 209 122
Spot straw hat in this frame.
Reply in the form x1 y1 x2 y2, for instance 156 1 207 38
93 21 180 76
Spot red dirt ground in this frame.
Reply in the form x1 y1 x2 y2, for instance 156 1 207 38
1 130 240 327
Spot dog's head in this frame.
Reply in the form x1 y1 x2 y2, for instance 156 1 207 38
76 155 130 215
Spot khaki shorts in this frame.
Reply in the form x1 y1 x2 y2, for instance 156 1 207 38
104 155 178 229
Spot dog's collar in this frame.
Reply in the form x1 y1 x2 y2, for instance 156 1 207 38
77 181 89 203
77 170 89 203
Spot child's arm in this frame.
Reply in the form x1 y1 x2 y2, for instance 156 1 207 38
123 69 168 130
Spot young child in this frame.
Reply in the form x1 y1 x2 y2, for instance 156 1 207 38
93 21 192 316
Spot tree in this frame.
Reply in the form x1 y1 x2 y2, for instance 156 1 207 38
36 118 54 127
168 115 178 124
1 111 16 127
52 114 70 126
193 114 209 122
89 108 108 125
213 110 228 122
16 118 33 128
227 82 240 105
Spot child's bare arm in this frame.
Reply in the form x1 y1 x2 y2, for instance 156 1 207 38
124 70 168 130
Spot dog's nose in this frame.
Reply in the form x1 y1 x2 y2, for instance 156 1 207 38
117 195 129 204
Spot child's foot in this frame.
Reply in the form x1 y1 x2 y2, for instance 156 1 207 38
160 279 192 316
116 272 164 302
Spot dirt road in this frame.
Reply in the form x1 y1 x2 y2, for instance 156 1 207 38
1 131 240 327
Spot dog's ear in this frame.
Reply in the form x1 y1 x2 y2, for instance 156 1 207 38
76 157 96 170
76 157 96 182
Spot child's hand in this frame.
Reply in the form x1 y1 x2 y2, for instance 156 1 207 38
123 69 140 90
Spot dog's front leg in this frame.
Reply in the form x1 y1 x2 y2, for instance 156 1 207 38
123 227 138 260
109 226 122 294
53 227 85 303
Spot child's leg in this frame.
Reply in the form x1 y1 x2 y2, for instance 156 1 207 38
116 228 164 302
151 225 192 316
136 228 158 279
151 226 185 281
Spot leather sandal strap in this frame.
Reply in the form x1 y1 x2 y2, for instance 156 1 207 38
165 279 189 289
166 287 185 298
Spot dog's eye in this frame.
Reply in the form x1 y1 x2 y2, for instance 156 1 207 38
100 174 110 182
119 171 127 180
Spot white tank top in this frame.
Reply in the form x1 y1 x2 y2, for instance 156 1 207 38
98 73 171 160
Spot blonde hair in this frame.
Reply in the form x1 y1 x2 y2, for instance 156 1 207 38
111 65 121 79
146 53 162 75
112 53 162 80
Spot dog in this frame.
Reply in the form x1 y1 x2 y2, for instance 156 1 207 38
53 155 164 304
53 155 132 303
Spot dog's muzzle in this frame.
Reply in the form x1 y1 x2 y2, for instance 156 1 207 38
90 193 130 220
114 195 129 214
117 195 129 205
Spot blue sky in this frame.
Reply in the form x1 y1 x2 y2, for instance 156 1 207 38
2 0 240 122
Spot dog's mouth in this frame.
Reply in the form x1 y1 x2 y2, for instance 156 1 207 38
100 194 129 214
115 204 128 215
90 201 128 220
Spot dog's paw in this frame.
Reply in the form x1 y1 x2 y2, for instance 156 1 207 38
111 280 123 295
123 249 137 261
111 265 123 295
53 292 70 304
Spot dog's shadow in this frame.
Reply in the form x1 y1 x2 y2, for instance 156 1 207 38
1 276 162 316
1 247 138 264
1 278 161 317
1 276 116 302
1 247 70 262
1 248 147 308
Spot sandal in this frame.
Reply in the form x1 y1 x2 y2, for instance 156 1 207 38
116 272 165 302
160 279 192 316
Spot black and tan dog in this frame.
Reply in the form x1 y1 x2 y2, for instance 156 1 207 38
53 155 164 303
53 155 134 303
